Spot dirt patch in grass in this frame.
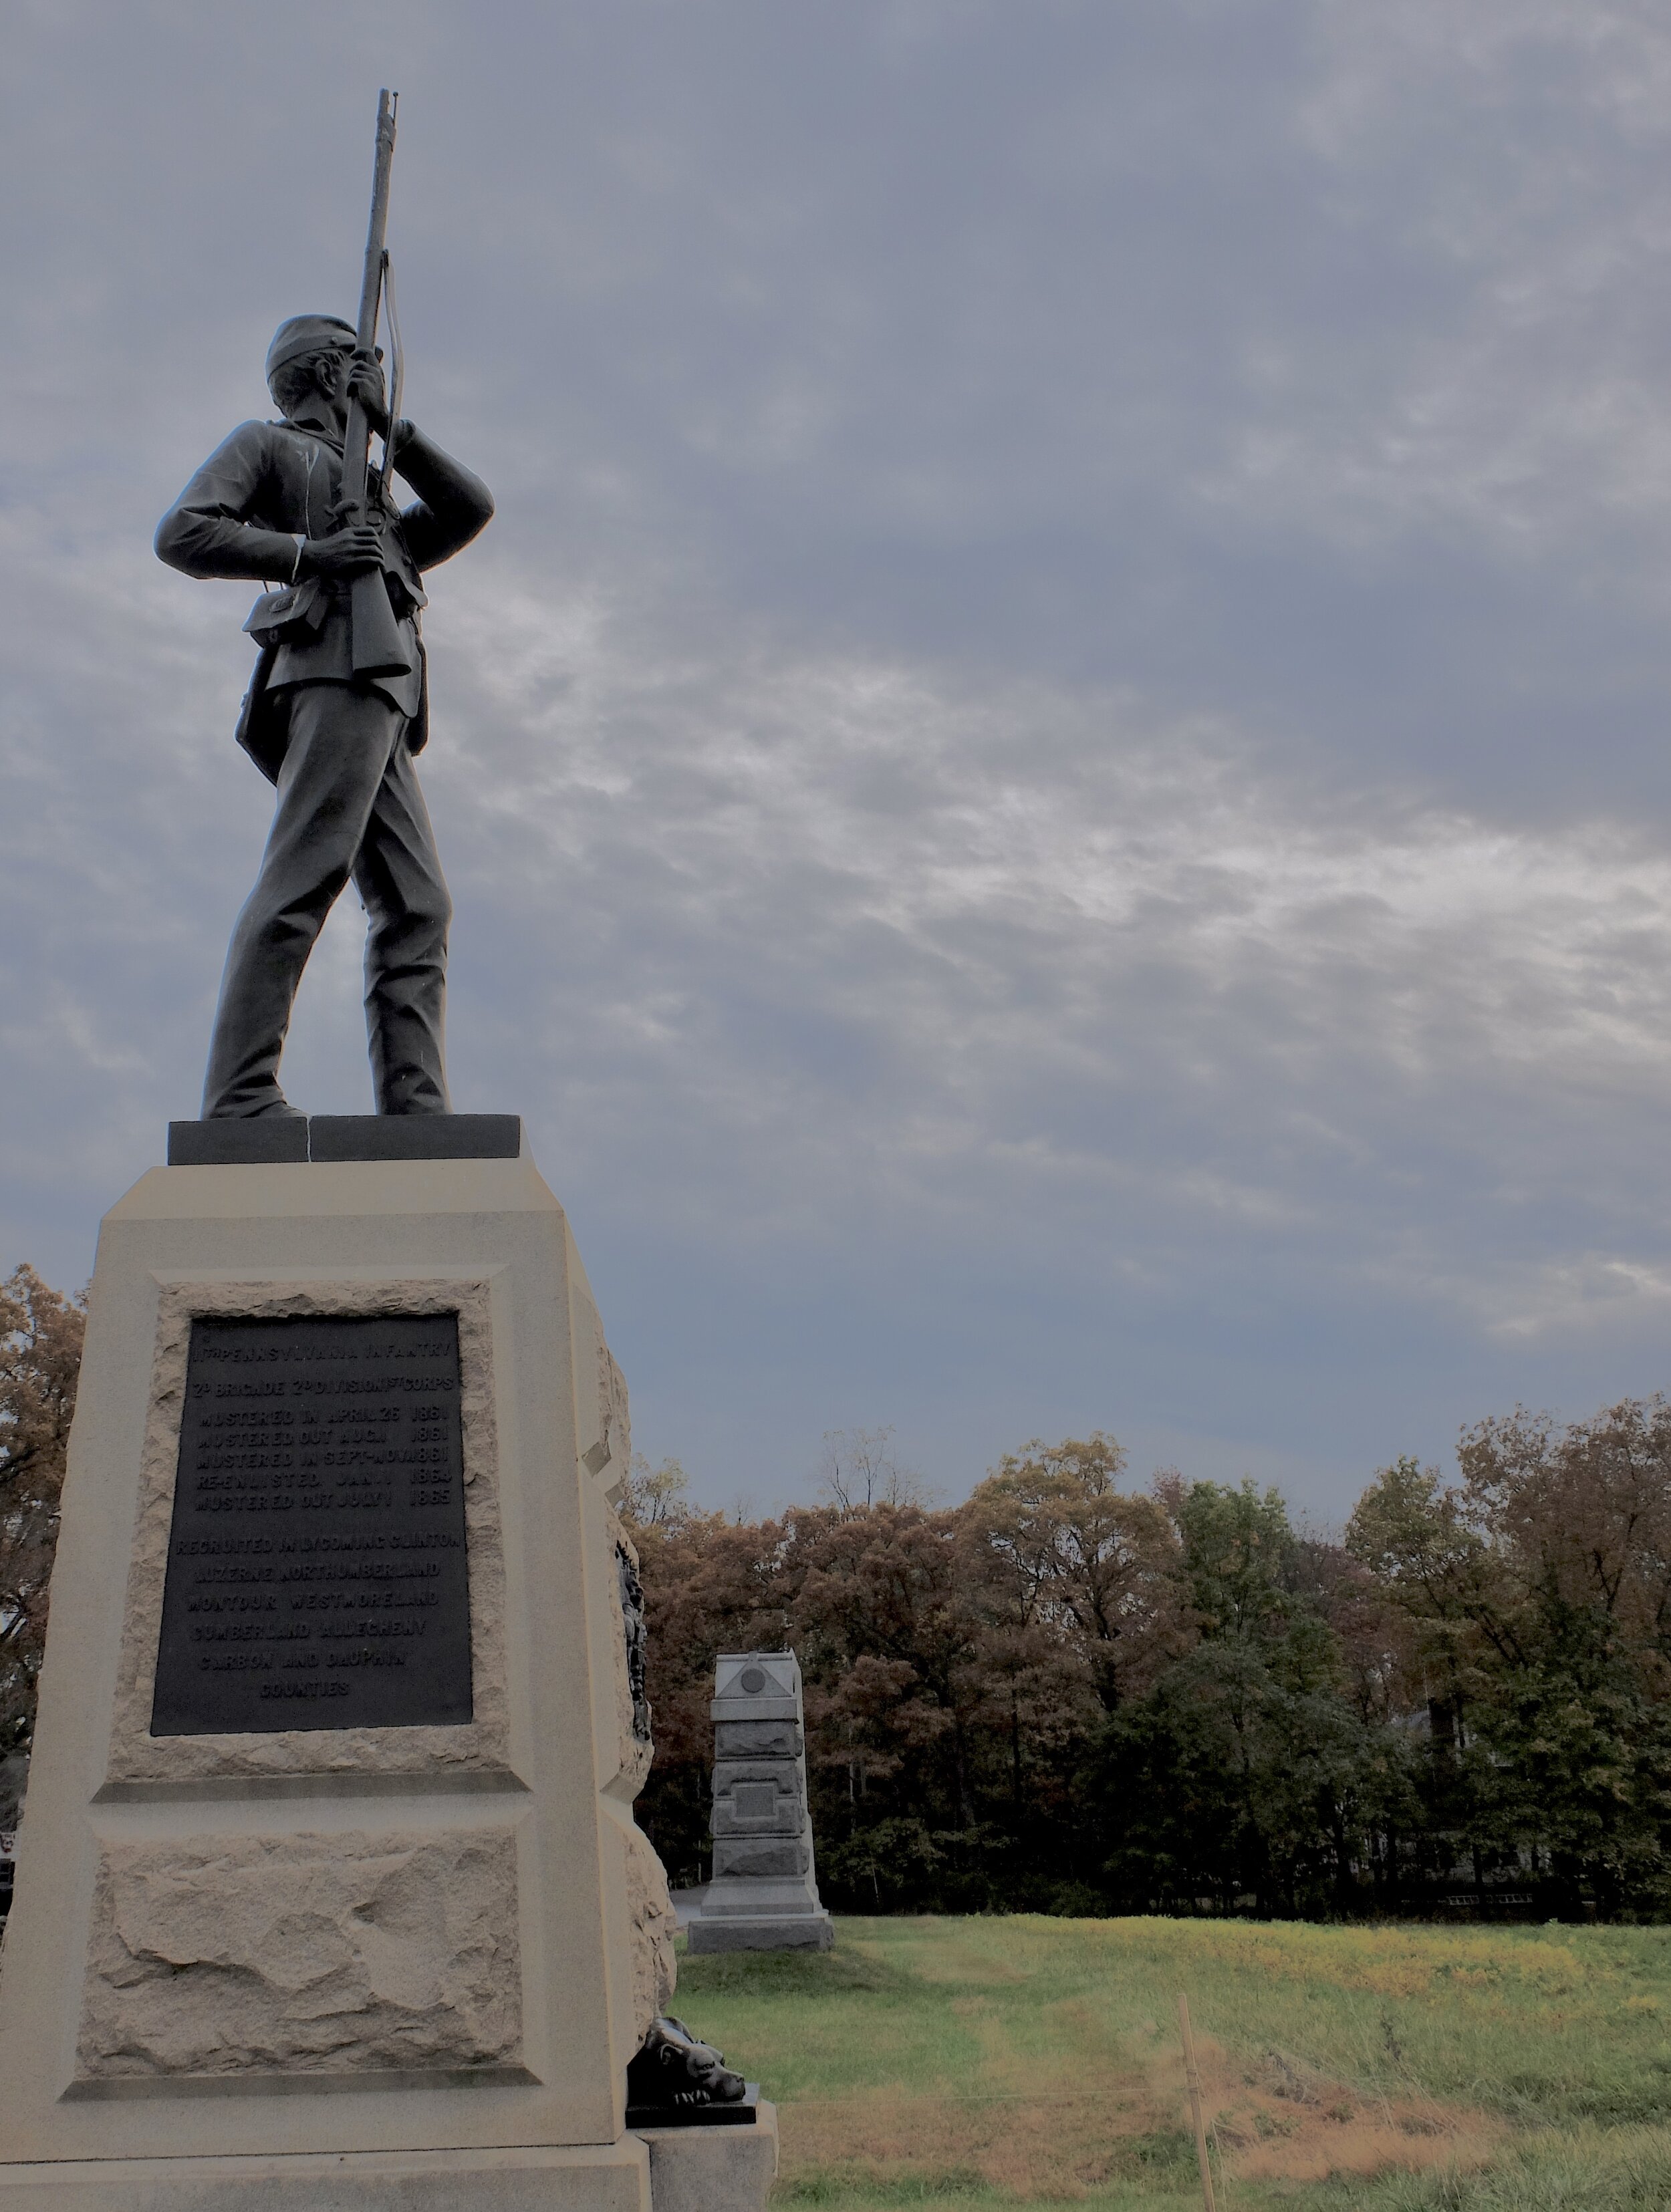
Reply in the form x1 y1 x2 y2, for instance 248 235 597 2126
779 2087 1181 2202
776 2028 1502 2202
1154 2024 1502 2192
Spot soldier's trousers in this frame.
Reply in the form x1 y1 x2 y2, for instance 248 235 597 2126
202 682 453 1119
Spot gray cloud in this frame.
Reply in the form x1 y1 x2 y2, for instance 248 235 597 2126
5 1 1671 1514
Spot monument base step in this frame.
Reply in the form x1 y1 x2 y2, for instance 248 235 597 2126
686 1912 833 1954
635 2104 777 2212
0 2140 648 2211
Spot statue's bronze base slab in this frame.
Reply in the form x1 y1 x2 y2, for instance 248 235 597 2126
166 1115 522 1165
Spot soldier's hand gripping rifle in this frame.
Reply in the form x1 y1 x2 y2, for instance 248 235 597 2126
340 88 411 678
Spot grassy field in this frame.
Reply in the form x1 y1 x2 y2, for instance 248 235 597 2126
674 1916 1671 2211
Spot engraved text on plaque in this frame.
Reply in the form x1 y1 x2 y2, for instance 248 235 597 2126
150 1312 473 1734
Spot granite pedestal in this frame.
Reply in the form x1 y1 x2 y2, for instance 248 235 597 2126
0 1135 679 2207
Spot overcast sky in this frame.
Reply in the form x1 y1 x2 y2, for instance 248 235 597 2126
7 0 1671 1518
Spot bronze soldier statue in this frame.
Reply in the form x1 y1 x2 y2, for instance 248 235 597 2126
155 319 493 1120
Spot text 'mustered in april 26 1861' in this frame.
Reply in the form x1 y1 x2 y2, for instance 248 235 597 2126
150 1312 473 1736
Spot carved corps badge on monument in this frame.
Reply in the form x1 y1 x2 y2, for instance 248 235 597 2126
150 1312 473 1734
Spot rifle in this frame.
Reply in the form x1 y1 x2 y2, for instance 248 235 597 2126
342 88 410 678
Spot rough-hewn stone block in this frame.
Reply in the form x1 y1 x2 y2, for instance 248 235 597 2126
713 1719 801 1760
709 1836 809 1881
78 1829 523 2081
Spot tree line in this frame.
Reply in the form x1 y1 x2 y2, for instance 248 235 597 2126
3 1262 1667 1917
628 1415 1671 1921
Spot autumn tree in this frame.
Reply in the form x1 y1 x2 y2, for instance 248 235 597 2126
0 1266 85 1784
623 1458 786 1885
1349 1409 1671 1916
817 1427 934 1514
968 1434 1186 1713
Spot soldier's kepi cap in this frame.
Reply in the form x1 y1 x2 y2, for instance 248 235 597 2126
265 314 356 381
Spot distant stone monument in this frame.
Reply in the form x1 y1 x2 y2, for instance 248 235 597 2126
687 1652 833 1955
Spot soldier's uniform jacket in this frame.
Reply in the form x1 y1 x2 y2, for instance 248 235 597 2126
155 416 493 781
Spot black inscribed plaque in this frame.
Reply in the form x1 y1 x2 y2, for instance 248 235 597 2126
150 1313 473 1735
